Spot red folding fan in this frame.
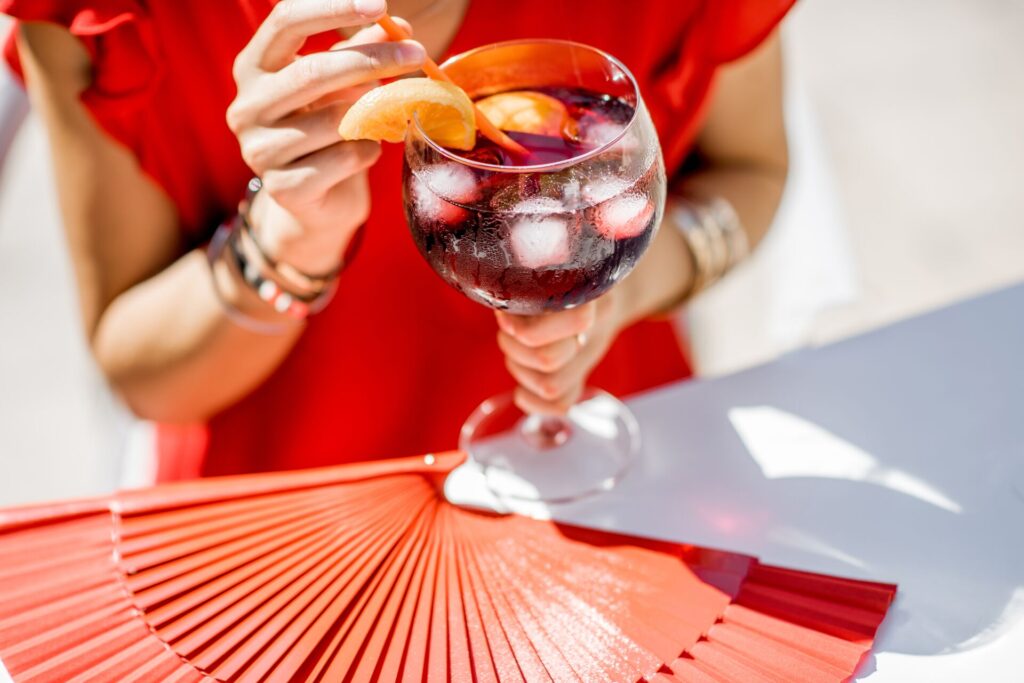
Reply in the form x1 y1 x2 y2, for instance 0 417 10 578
0 452 895 682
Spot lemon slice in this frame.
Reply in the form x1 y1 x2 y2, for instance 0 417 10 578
475 90 576 138
338 78 476 150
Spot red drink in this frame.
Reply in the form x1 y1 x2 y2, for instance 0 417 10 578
403 87 664 314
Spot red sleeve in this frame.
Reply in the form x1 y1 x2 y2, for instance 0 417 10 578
1 0 159 153
706 0 796 63
647 0 796 174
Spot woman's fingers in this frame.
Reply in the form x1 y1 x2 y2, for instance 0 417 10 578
495 305 595 349
504 341 596 407
240 102 355 173
228 9 420 178
298 19 412 109
261 139 381 207
497 329 578 373
332 15 413 49
496 298 625 415
256 40 425 122
495 304 598 414
242 0 387 73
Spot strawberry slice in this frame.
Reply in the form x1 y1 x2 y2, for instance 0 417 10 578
594 194 654 240
410 163 479 227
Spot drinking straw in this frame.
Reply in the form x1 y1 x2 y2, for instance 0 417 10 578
376 14 530 157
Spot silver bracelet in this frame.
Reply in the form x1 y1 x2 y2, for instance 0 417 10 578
706 196 750 269
206 217 302 335
671 196 749 300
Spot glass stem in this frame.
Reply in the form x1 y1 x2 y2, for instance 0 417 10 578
520 414 573 450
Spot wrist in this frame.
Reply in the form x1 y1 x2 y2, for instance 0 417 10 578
207 224 306 333
248 189 349 276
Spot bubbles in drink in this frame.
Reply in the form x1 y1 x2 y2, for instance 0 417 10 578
511 197 568 215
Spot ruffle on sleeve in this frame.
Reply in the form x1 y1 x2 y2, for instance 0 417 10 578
2 0 161 152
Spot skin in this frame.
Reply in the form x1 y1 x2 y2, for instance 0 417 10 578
17 0 787 422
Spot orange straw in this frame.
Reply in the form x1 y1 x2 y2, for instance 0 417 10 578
376 14 529 157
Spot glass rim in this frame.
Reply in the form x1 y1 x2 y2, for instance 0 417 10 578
410 38 643 174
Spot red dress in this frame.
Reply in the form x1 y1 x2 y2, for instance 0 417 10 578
3 0 794 480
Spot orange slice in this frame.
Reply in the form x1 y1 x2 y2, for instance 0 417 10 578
475 90 576 138
338 78 476 150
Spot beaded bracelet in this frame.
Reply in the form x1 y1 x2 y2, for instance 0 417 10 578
231 219 338 319
206 217 300 335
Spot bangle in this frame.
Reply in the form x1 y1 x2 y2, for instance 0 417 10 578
670 196 750 302
206 218 301 335
706 197 750 269
672 203 715 298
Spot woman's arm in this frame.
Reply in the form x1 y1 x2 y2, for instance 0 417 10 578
497 33 788 414
19 22 305 422
18 0 421 422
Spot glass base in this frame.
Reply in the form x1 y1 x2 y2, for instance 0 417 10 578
459 388 640 504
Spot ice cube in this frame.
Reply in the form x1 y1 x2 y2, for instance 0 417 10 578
582 177 632 205
594 193 654 240
581 120 627 147
411 175 466 226
509 215 571 268
412 163 479 226
418 163 479 203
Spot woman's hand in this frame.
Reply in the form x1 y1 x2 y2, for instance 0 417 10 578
496 292 629 416
226 0 425 274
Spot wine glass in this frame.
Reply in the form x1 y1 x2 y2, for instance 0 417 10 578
403 39 666 503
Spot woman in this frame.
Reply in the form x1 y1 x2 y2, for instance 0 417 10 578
2 0 791 480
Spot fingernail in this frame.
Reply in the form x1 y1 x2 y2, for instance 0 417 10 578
354 0 385 17
397 41 425 64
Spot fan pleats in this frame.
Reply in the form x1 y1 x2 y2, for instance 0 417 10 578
0 452 894 682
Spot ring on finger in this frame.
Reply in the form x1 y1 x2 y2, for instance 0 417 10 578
575 332 588 349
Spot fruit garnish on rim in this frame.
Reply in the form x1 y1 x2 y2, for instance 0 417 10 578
358 14 529 157
338 79 588 163
338 77 476 150
475 91 578 139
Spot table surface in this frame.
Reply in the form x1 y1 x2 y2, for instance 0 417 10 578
448 283 1024 682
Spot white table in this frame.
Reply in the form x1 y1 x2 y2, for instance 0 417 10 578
449 283 1024 682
